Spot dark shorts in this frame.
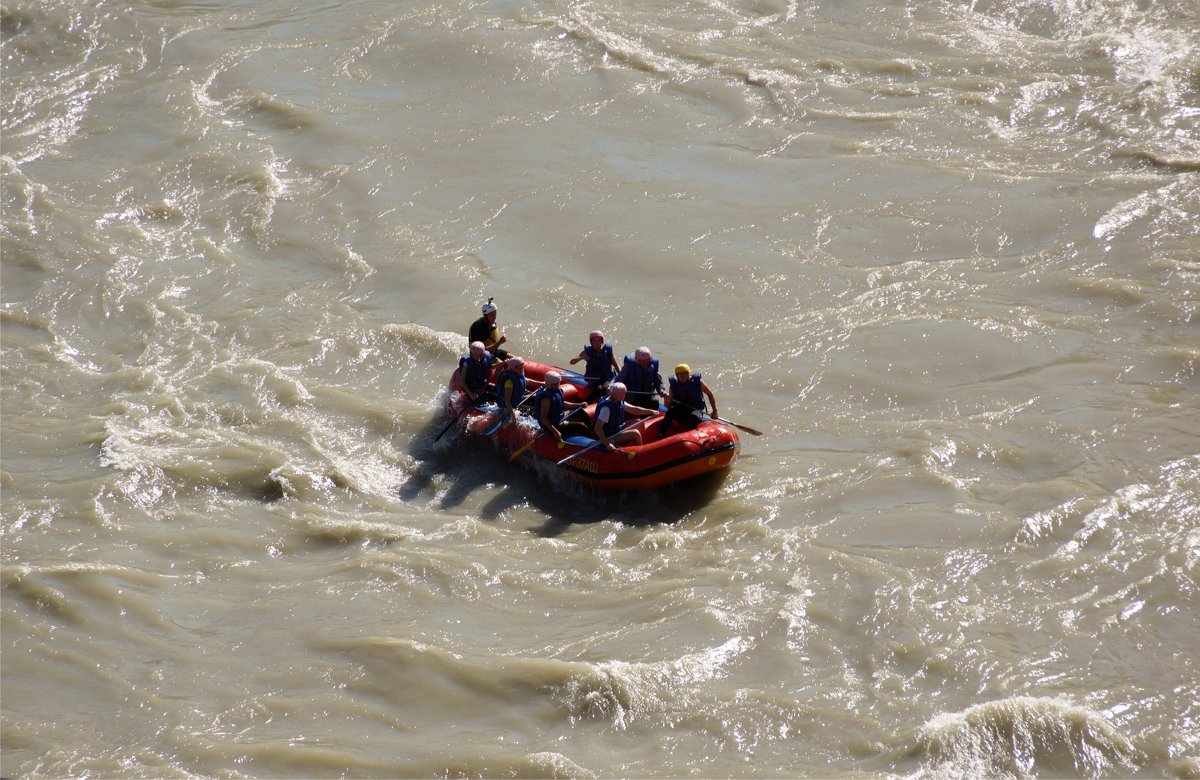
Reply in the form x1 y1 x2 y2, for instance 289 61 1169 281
624 392 660 411
663 402 703 432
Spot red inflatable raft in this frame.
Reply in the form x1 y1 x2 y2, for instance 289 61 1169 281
443 358 740 490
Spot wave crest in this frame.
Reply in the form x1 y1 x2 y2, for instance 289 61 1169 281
913 696 1142 778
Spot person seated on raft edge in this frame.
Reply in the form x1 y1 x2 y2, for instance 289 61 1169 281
449 340 495 405
592 381 658 452
615 345 664 411
469 297 509 359
534 371 591 441
660 363 718 438
569 329 620 403
495 355 527 427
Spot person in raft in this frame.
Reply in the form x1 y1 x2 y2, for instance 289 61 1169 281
449 341 494 405
469 297 509 359
568 330 619 402
616 346 664 410
494 356 527 426
660 363 718 437
592 382 658 451
534 371 591 441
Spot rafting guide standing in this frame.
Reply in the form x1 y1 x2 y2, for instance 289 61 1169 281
469 297 509 359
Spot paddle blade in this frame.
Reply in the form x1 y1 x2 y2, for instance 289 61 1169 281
556 439 602 466
508 435 540 462
713 416 763 436
434 397 471 441
483 411 507 436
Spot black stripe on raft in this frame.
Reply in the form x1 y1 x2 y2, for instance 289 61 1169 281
559 442 739 481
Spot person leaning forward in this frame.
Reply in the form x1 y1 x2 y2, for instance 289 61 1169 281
495 356 527 426
469 297 509 359
592 382 658 451
534 371 591 441
449 341 494 404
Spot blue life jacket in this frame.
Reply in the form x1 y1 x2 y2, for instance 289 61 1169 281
619 355 662 395
533 385 565 429
495 370 526 410
668 373 705 411
595 395 626 437
583 344 615 383
458 353 493 393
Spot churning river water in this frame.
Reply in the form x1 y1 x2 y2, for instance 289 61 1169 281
2 0 1198 777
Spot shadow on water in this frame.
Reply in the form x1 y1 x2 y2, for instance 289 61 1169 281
398 415 497 509
401 412 731 536
528 468 732 538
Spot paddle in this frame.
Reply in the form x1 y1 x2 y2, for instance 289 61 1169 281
709 414 763 436
483 390 535 436
508 432 544 462
556 437 606 467
561 374 615 406
555 412 656 467
434 391 485 442
560 372 588 384
508 406 586 462
622 388 664 407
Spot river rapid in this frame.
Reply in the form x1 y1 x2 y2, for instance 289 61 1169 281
2 0 1198 777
